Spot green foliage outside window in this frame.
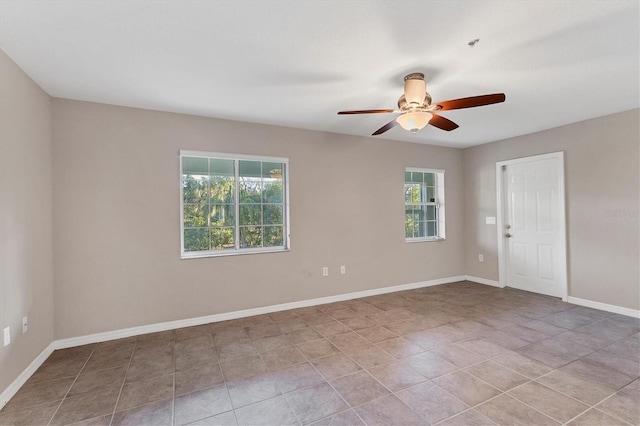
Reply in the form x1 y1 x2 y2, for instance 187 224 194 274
404 170 438 239
182 156 286 254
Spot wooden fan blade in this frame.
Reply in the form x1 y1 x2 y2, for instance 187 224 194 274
372 119 399 135
338 109 396 115
436 93 505 111
429 113 459 131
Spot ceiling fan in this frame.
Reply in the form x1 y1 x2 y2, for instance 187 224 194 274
337 73 505 135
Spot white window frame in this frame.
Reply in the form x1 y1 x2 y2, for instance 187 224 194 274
180 150 290 259
405 167 446 242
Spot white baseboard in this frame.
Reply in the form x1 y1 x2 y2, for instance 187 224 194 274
55 275 468 349
465 275 503 288
567 296 640 318
0 342 55 409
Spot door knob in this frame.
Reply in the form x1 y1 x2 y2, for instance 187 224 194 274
505 233 512 238
506 224 511 229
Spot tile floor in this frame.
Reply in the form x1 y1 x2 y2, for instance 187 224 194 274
0 281 638 425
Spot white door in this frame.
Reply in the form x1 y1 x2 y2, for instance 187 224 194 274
499 153 567 298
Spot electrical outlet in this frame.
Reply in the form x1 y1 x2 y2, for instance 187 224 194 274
3 327 10 347
322 267 329 277
23 316 28 333
340 265 346 274
479 254 484 262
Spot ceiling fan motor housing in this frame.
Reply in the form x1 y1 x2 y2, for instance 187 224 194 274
403 73 427 107
397 93 432 110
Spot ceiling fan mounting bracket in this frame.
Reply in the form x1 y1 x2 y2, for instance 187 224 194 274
404 72 425 81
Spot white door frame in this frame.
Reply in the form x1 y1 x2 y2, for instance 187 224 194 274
496 151 568 301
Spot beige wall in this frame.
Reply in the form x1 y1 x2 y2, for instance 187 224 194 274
463 109 640 310
0 51 54 396
52 99 465 339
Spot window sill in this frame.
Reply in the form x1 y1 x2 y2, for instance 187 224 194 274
181 247 289 259
405 237 445 243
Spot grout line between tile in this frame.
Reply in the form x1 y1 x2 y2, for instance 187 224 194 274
107 340 137 426
471 341 637 426
46 345 97 426
323 341 438 424
579 389 636 426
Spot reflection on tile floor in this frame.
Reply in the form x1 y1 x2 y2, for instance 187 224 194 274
1 281 638 425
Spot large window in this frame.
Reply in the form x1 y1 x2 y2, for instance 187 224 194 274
181 151 289 258
405 168 445 241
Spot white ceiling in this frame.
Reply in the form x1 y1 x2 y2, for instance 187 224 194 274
1 1 638 148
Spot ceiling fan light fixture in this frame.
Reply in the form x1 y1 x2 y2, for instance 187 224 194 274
397 111 433 133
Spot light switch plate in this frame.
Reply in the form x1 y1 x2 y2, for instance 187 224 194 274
485 216 496 225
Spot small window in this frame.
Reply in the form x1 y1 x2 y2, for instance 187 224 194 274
181 151 289 258
404 168 445 241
